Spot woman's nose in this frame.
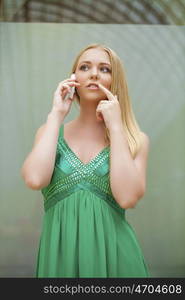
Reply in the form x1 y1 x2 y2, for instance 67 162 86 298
90 67 99 79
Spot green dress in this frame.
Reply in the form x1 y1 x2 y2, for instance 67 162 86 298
36 124 149 278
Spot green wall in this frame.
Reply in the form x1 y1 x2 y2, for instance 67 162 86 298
0 23 184 277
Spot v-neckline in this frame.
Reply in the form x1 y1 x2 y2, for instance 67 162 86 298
62 125 110 167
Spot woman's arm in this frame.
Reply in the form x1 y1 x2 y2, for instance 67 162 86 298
109 127 150 209
21 111 64 190
96 83 150 210
21 77 80 190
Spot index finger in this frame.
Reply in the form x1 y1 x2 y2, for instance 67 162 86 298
98 83 114 101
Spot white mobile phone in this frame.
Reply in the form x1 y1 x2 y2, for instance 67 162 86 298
64 73 76 101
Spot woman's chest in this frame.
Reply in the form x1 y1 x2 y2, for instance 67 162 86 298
63 122 109 165
56 139 110 178
65 140 108 164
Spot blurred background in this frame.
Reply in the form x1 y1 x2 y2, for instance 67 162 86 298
1 0 185 24
0 0 185 277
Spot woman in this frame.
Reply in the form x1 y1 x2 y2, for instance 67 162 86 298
21 43 150 277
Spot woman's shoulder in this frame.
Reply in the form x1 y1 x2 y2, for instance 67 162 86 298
33 123 46 147
139 131 150 153
63 119 79 136
140 131 150 142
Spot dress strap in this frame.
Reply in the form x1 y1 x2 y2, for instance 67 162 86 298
59 123 64 140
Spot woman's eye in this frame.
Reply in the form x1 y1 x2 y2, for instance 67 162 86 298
80 64 89 71
79 65 111 73
100 66 111 73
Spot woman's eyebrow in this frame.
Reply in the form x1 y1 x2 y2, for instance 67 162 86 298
79 60 111 66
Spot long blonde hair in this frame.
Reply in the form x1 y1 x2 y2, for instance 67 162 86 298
70 43 142 159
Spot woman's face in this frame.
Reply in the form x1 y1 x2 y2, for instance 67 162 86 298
75 48 112 102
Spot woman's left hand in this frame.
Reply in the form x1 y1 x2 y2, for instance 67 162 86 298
96 83 122 131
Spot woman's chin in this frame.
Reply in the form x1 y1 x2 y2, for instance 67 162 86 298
79 93 102 102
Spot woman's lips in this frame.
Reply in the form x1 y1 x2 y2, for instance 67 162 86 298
86 84 99 90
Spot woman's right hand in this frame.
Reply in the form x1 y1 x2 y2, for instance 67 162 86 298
51 76 80 119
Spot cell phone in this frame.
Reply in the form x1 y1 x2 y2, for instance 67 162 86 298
64 73 76 101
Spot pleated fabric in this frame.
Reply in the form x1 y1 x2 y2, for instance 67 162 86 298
35 124 149 278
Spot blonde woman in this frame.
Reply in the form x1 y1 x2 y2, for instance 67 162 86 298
21 43 150 277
